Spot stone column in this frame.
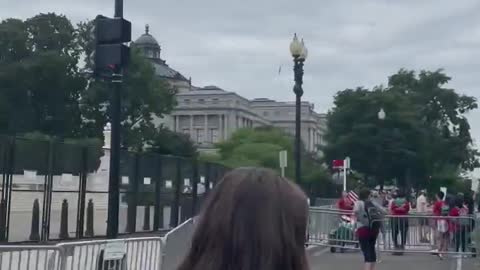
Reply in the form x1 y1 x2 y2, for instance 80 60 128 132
219 114 224 141
224 113 229 139
175 115 179 132
204 114 209 143
189 115 194 140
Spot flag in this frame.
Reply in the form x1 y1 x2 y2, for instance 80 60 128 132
347 191 358 203
278 65 282 74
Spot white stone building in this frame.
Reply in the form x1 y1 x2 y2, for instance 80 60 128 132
132 26 327 154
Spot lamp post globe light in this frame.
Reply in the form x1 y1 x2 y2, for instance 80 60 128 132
377 108 386 190
290 34 308 183
378 108 386 120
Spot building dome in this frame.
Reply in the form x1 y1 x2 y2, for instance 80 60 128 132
133 25 161 59
135 26 160 47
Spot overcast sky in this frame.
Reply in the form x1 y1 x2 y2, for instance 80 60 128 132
2 0 480 178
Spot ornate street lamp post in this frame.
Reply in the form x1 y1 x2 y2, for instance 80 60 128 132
377 108 386 190
289 34 308 183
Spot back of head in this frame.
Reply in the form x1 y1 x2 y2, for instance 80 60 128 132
437 191 445 201
358 188 371 201
178 167 309 270
455 196 464 208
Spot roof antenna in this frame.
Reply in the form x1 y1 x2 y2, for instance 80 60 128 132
145 24 149 35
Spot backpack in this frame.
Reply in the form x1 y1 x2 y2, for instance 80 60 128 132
365 200 383 230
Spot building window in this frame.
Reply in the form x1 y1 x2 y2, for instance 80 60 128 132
198 99 205 104
182 128 190 135
274 111 280 116
212 98 219 104
195 129 204 143
263 111 269 117
184 99 191 104
210 128 219 143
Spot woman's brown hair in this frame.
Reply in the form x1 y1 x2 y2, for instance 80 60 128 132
177 167 309 270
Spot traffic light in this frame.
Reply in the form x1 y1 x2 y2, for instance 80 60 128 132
93 15 132 77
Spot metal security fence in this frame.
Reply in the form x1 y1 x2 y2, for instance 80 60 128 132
0 218 196 270
0 245 64 270
307 208 480 258
0 136 229 243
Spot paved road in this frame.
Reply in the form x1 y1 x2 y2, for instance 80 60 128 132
307 247 478 270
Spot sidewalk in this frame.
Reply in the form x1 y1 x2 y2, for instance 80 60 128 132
307 248 478 270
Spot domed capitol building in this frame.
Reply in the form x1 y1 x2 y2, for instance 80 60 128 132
132 25 327 154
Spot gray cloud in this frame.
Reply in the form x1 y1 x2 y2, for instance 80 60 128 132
2 0 480 175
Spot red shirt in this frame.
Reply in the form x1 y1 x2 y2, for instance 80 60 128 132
449 207 460 232
337 198 354 211
433 201 444 216
390 198 410 215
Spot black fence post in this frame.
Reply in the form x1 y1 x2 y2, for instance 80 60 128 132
59 199 69 239
4 137 15 242
191 159 199 216
205 163 211 195
41 140 55 241
0 199 7 242
29 199 40 241
85 199 94 237
153 157 162 231
142 205 150 231
126 153 139 233
76 146 88 238
170 158 181 228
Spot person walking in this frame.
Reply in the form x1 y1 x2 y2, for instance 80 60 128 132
177 167 310 270
390 190 410 253
416 190 429 242
354 188 387 270
449 196 469 257
432 192 450 259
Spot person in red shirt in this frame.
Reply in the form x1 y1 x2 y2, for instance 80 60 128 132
432 191 448 257
432 191 445 216
390 190 410 251
337 191 354 211
449 196 468 254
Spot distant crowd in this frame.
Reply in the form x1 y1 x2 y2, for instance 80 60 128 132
336 188 477 270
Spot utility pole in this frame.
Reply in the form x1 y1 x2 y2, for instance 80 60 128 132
94 0 131 239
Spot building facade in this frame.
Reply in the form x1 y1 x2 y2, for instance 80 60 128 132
133 26 327 154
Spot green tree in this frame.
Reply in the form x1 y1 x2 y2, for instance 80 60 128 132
147 127 197 158
0 13 86 137
324 69 478 191
205 127 335 197
77 21 176 150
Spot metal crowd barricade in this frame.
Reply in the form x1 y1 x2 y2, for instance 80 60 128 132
371 214 478 257
56 237 163 270
307 208 359 252
313 198 338 208
307 207 480 258
161 218 195 270
0 245 64 270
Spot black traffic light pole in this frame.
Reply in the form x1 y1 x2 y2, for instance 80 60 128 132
106 0 124 239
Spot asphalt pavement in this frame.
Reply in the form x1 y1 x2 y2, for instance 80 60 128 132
307 247 479 270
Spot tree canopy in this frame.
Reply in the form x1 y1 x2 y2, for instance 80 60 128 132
204 127 338 197
324 69 478 191
0 13 192 156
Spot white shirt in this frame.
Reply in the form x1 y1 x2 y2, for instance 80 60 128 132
416 195 427 213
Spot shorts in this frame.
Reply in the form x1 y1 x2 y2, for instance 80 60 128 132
358 234 377 263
